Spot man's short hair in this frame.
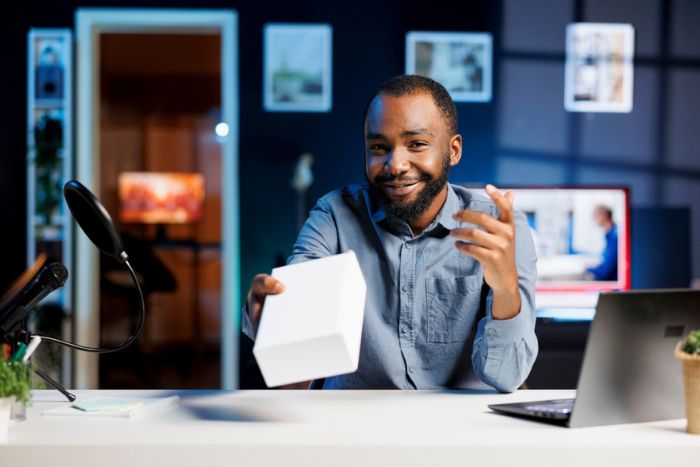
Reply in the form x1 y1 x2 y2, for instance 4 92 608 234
363 75 458 135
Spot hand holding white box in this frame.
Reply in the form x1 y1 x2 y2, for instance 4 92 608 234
253 251 367 387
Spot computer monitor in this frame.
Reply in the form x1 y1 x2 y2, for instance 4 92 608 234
469 186 630 316
118 172 205 224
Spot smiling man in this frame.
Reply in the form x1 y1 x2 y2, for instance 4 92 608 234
243 75 538 391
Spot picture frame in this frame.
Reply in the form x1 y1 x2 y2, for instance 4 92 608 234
564 23 635 113
263 23 332 112
405 31 492 103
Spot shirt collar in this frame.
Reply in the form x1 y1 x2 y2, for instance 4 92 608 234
433 183 461 231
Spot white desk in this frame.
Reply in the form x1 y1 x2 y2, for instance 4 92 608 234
1 389 698 466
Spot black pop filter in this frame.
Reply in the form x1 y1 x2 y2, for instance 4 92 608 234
64 180 127 263
58 179 143 357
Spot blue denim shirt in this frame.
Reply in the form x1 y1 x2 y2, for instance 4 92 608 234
243 183 538 392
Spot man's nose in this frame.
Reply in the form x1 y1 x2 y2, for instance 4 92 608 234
384 149 410 174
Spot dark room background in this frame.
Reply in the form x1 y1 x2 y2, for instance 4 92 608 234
2 0 699 386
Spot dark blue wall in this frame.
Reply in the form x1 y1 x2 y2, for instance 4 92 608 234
2 0 699 298
237 0 498 296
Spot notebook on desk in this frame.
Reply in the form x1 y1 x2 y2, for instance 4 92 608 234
42 395 179 418
489 289 700 427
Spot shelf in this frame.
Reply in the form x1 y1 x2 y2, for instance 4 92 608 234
27 28 73 387
33 98 66 109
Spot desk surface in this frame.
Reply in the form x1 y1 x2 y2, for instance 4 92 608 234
2 389 698 466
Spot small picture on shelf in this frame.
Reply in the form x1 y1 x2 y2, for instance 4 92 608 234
33 37 65 101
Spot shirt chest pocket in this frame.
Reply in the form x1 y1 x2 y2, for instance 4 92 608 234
426 275 482 343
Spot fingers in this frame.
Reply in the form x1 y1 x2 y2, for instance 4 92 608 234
454 241 492 262
505 190 515 204
245 274 286 337
453 185 517 265
452 209 509 236
247 274 285 317
450 227 506 251
251 274 285 297
485 184 514 225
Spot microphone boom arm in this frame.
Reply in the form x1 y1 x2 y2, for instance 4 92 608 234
35 259 145 354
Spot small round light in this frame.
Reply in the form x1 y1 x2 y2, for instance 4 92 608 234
215 122 229 137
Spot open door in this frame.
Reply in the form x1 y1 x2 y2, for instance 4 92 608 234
75 9 239 389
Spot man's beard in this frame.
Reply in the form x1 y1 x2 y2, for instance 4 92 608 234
368 154 451 225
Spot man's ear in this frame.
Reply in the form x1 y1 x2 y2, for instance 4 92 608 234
449 134 463 167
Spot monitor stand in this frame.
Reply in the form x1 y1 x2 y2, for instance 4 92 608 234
154 224 168 243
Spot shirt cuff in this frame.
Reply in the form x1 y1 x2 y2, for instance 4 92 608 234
483 294 533 345
474 292 537 392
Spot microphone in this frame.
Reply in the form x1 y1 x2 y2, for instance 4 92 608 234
0 262 68 335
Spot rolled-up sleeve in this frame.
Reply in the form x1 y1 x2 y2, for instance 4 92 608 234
471 211 539 393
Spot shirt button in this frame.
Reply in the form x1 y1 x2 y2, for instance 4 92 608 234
408 367 415 374
401 326 408 334
488 328 497 336
401 284 409 292
405 243 412 250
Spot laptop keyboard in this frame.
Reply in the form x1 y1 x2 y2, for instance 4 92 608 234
524 399 575 416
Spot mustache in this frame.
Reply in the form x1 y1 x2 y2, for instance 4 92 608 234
373 172 433 185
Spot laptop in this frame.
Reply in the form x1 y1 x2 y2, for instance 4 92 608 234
489 289 700 427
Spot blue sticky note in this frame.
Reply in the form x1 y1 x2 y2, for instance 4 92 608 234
72 398 144 412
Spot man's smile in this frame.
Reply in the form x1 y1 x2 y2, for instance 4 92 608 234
383 179 423 198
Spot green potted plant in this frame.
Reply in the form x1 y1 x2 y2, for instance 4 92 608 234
29 114 63 226
676 329 700 434
0 360 31 439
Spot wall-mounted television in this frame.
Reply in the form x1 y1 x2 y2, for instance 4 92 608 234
468 186 630 316
118 172 205 224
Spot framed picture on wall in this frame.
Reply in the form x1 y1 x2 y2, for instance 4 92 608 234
565 23 635 113
264 23 332 112
405 31 492 103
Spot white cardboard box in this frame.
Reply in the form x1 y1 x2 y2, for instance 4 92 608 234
253 251 367 387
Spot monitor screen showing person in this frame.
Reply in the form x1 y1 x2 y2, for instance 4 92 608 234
507 187 629 290
467 186 629 313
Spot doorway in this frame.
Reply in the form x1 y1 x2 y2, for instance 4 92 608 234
75 9 239 389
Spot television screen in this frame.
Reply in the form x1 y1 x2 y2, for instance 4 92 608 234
118 172 205 224
468 186 630 312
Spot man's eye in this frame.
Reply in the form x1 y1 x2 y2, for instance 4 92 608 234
369 144 387 151
409 141 428 149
